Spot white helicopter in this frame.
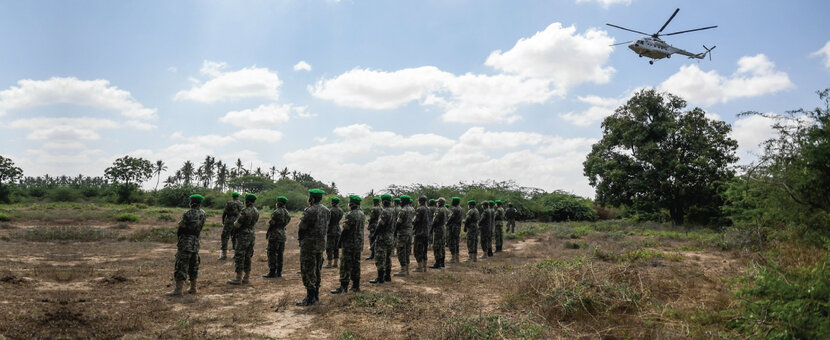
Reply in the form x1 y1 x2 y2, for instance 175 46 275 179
607 8 717 65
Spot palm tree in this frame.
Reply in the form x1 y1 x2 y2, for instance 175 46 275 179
154 160 167 191
270 166 277 180
200 155 216 188
235 158 245 176
181 161 195 185
279 167 289 179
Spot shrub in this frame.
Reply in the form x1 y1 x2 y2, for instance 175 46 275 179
0 212 10 221
436 315 549 339
116 213 140 222
47 187 82 202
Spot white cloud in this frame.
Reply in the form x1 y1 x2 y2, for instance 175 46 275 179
293 61 312 72
810 41 830 70
232 128 284 143
660 54 794 105
125 120 157 130
0 77 157 119
8 117 119 129
190 134 236 147
575 0 631 8
310 66 452 110
730 114 777 162
27 127 101 141
175 61 282 103
560 94 628 126
219 103 294 128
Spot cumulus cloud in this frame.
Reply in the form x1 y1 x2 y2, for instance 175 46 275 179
575 0 631 8
175 61 282 103
219 103 295 128
293 61 312 72
0 77 157 119
232 128 284 143
560 94 628 126
311 23 614 123
8 117 120 142
810 41 830 70
660 54 794 105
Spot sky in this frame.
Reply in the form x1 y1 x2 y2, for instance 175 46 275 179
0 0 828 198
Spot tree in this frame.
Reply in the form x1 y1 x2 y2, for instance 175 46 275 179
0 155 23 203
153 160 167 191
279 166 289 179
105 156 153 203
583 89 738 225
180 161 194 185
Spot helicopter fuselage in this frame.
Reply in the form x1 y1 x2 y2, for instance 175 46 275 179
628 37 673 59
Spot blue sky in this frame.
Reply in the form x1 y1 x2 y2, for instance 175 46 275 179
1 0 828 197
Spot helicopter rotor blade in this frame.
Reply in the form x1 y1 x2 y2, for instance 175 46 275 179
606 23 651 36
609 40 633 46
657 8 680 35
662 26 718 36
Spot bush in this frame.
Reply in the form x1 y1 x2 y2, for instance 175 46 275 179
47 187 82 202
0 212 10 222
536 193 597 222
116 213 139 222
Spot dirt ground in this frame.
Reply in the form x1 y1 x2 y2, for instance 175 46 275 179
0 216 747 339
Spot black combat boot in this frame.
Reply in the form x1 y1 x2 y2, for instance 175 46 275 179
262 270 277 279
369 269 384 284
384 268 392 282
429 262 441 269
330 282 349 294
311 288 320 304
296 289 313 306
350 279 360 292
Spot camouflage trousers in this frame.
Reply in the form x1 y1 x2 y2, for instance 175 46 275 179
367 224 377 254
432 230 445 264
507 219 516 233
339 248 361 285
466 229 479 255
413 235 429 263
480 227 492 255
447 224 461 255
396 234 412 267
326 233 340 260
266 238 285 274
173 250 199 281
494 222 504 251
300 249 324 290
374 240 393 272
234 233 255 273
220 217 238 250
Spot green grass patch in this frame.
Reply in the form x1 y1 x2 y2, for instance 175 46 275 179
436 315 549 339
116 213 140 222
16 226 112 242
156 213 175 222
564 241 588 249
336 330 362 340
123 227 178 243
638 240 662 248
622 249 683 262
0 212 10 222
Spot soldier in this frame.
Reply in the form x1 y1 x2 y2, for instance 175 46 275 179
331 195 365 294
263 196 290 278
392 197 401 256
494 200 505 253
429 197 448 268
446 197 463 263
464 200 480 262
394 195 415 276
412 196 430 273
228 194 259 285
167 194 206 296
364 197 382 261
370 194 395 284
325 197 343 268
506 203 518 233
427 199 437 243
478 201 493 259
296 189 329 306
219 192 244 260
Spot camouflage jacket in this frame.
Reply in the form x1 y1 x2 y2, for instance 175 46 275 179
506 207 518 220
478 208 491 229
395 205 416 236
267 207 291 242
448 205 463 227
298 203 329 252
464 208 480 233
328 206 343 235
431 206 449 237
222 199 243 221
235 204 260 235
177 207 206 252
495 207 505 223
489 208 496 229
340 208 365 251
375 206 396 246
427 206 436 231
368 205 382 228
413 205 430 238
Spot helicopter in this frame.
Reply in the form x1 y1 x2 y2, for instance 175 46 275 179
607 8 717 65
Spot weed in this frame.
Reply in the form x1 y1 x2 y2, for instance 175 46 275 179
436 315 549 339
639 240 662 248
16 226 112 242
0 212 10 222
337 330 362 340
564 241 588 249
125 227 177 243
156 214 175 222
116 213 139 223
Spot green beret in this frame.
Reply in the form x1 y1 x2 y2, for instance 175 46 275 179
277 196 288 203
495 200 502 204
393 198 401 202
452 197 461 202
372 197 381 202
245 193 257 201
381 194 392 201
468 200 476 205
400 195 412 203
445 204 450 208
489 200 495 205
428 199 436 204
189 194 204 203
349 195 362 204
309 189 325 198
331 197 341 203
232 192 240 197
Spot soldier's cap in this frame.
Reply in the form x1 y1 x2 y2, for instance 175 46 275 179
428 198 436 204
468 200 476 205
381 194 393 201
488 200 495 205
276 196 288 203
508 203 514 206
308 189 325 198
495 200 502 204
481 201 489 206
232 192 240 197
245 193 257 201
418 195 427 202
189 194 205 203
436 197 445 203
451 197 461 202
372 197 381 202
445 204 450 208
349 195 362 204
331 196 341 203
393 198 401 202
400 195 412 203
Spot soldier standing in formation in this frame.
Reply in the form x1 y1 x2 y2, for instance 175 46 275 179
167 194 206 296
394 195 415 276
263 196 290 278
427 199 437 243
464 200 480 262
392 197 401 256
364 197 382 261
370 194 395 284
478 201 492 259
429 197 448 268
297 189 329 306
494 200 505 252
331 195 364 294
325 197 343 268
506 203 517 233
228 194 259 285
413 196 430 273
219 192 243 260
447 197 463 263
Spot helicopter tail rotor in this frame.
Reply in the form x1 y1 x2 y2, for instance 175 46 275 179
703 45 716 61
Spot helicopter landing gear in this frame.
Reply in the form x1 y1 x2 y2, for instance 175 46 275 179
649 60 654 65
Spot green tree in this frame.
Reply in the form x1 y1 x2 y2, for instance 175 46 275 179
0 155 23 203
153 160 167 192
105 156 153 203
583 89 738 225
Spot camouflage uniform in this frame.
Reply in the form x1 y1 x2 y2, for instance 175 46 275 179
447 204 463 256
494 204 505 252
506 206 518 233
174 206 206 281
373 204 395 281
366 202 382 259
221 197 243 251
464 206 480 258
413 203 430 267
298 201 329 295
326 205 343 261
395 204 416 269
478 206 493 257
430 204 449 267
266 206 291 276
234 203 260 273
339 208 364 287
427 202 436 243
